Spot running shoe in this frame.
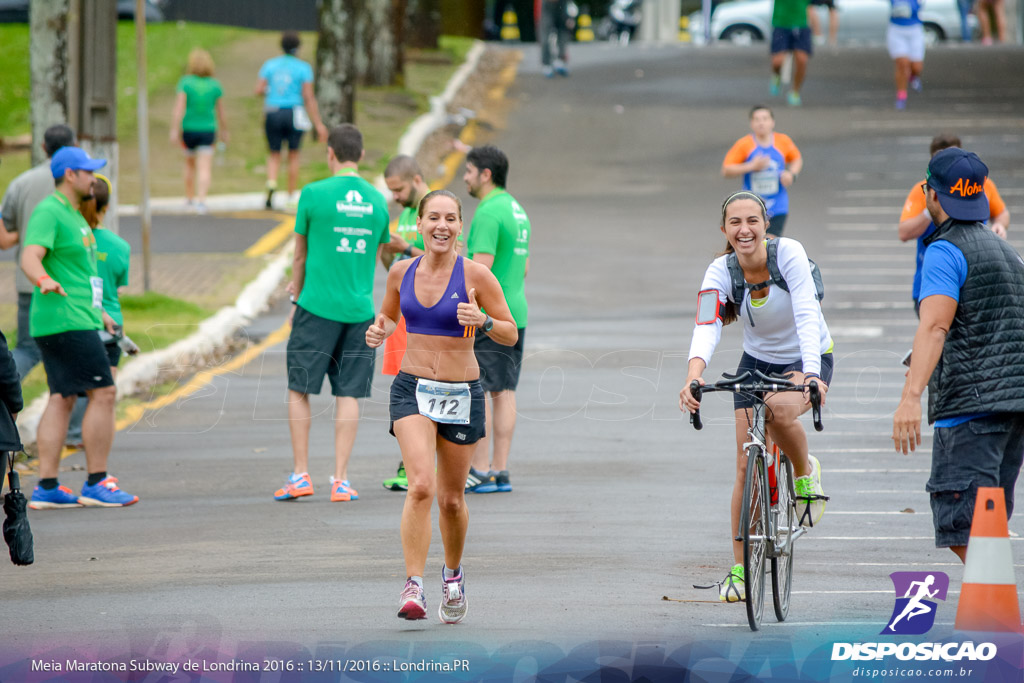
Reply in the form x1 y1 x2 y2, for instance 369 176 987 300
895 95 907 111
786 90 802 107
554 62 570 77
265 180 277 210
909 76 922 92
439 566 468 624
719 564 745 603
794 454 827 527
494 470 512 492
465 467 497 493
543 66 555 79
769 74 781 96
79 477 139 507
329 476 358 502
28 483 82 510
273 472 314 501
397 579 427 620
383 462 408 491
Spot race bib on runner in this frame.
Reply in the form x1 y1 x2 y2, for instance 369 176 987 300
415 378 471 425
750 169 779 197
90 276 103 309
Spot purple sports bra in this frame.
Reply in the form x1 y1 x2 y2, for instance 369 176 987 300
400 255 475 338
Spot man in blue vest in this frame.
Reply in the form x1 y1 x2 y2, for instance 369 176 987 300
892 148 1024 562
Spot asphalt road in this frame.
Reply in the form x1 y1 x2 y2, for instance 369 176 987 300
3 42 1024 680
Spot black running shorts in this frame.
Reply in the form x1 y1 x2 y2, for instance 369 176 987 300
286 306 375 398
35 330 115 397
474 328 525 392
389 371 486 445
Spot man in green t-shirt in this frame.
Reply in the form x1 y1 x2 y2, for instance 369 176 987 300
21 147 138 509
376 155 433 492
276 124 390 504
381 154 431 270
462 145 530 494
770 0 813 107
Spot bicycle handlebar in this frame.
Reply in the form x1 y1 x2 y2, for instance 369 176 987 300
688 370 824 431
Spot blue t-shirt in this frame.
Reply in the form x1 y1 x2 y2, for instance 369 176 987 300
912 222 938 301
919 239 991 427
890 0 922 26
258 55 313 109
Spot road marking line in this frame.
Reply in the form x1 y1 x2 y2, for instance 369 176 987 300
827 469 929 473
244 218 295 257
116 322 291 431
809 536 936 540
827 511 925 515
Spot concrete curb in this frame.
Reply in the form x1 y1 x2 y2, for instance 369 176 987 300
17 40 491 449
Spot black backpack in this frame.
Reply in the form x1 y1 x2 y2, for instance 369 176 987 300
725 239 825 306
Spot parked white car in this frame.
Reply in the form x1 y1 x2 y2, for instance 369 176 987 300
689 0 974 46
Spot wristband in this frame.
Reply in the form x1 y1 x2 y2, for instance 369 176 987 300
804 372 820 380
403 245 414 258
37 275 52 288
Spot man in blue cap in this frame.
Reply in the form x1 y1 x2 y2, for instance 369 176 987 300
892 147 1024 561
22 146 139 509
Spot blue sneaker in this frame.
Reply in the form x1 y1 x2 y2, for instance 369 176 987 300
29 483 82 510
494 470 512 492
79 476 139 507
465 467 497 493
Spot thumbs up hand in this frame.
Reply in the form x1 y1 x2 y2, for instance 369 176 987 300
366 314 388 348
457 288 486 328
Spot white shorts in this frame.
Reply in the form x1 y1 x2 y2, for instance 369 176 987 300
887 23 926 62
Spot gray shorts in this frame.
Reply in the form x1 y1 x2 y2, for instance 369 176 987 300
286 306 375 397
927 413 1024 547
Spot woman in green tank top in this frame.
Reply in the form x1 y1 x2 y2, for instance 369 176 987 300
169 49 229 214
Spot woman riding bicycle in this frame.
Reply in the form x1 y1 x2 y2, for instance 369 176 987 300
679 190 833 603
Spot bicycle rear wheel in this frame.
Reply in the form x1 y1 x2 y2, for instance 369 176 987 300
772 453 796 622
741 445 768 631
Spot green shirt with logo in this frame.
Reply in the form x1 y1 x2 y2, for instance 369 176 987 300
467 188 530 328
24 193 103 337
94 227 131 327
772 0 810 28
394 206 424 260
295 170 390 323
176 75 223 132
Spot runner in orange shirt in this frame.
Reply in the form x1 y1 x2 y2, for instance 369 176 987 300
722 105 803 237
897 134 1010 314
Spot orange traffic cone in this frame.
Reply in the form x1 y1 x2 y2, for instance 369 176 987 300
954 487 1022 632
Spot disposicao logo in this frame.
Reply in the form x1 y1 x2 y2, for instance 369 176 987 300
883 571 949 635
830 570 997 663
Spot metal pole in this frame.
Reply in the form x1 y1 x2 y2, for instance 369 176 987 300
136 0 152 292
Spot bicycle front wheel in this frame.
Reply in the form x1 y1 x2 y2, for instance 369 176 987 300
741 445 768 631
772 453 796 622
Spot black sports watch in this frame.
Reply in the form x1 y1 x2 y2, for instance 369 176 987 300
480 316 494 333
403 245 414 257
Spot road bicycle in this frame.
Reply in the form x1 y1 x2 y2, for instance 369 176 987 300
689 368 824 631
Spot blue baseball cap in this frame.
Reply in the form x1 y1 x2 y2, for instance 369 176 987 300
50 146 106 180
926 147 989 222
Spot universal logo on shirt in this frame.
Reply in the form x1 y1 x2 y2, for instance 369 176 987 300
336 190 374 217
334 226 372 254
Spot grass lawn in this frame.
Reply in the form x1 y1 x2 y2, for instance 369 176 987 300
18 292 213 406
0 22 475 202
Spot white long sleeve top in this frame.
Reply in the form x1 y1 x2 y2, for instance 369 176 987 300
687 238 832 376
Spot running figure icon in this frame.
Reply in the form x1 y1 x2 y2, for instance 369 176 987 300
887 574 938 632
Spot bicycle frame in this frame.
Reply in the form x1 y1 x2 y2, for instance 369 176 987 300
688 368 822 630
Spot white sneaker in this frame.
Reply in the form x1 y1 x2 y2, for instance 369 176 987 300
719 564 746 603
439 566 468 624
794 454 827 527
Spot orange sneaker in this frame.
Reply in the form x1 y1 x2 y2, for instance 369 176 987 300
274 473 314 501
330 477 358 502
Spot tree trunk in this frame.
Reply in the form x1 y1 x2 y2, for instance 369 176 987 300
406 0 441 49
316 0 358 126
29 0 71 166
357 0 404 87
